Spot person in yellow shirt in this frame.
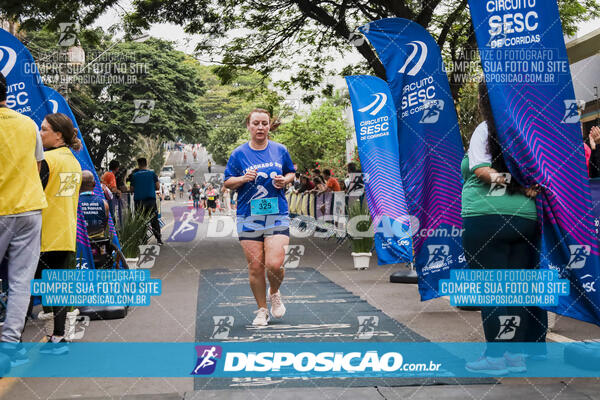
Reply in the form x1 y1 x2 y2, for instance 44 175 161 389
0 73 48 366
35 113 82 355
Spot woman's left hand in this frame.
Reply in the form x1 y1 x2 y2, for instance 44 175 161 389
273 175 286 189
524 184 541 198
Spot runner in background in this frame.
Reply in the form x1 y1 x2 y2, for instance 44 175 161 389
191 184 201 209
205 184 218 217
224 108 295 326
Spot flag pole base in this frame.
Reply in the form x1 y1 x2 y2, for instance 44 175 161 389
390 264 418 284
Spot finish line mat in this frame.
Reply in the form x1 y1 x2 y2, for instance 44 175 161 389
195 267 491 389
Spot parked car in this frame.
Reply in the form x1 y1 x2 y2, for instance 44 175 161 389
160 165 175 179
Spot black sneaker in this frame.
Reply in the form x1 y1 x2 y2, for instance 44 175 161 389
39 338 69 355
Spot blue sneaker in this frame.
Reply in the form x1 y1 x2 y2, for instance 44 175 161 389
0 342 29 367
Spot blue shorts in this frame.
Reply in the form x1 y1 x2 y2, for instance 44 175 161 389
238 226 290 241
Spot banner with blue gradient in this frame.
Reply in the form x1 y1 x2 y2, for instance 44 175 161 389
468 0 600 326
4 342 600 377
345 75 412 264
359 19 466 300
0 28 50 124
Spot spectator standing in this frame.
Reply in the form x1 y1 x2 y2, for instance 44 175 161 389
130 158 163 245
101 160 121 219
0 73 48 365
36 113 83 355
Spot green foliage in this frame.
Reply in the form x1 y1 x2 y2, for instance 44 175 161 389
24 28 209 169
4 1 600 106
120 0 600 103
457 81 482 149
194 65 282 165
118 207 152 258
272 100 350 173
347 200 374 254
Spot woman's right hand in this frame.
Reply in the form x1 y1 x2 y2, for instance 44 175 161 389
243 169 257 182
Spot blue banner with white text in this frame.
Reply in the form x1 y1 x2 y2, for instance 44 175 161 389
468 0 600 326
360 19 466 300
345 75 412 264
3 342 600 378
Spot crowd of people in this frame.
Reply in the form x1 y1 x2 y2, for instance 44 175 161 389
0 72 170 364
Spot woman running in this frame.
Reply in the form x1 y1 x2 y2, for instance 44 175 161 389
224 108 296 326
205 184 218 217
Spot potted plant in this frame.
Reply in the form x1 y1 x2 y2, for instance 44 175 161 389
117 207 153 268
347 199 374 270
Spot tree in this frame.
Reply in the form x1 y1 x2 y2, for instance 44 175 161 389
194 65 282 165
272 100 350 173
6 1 599 104
24 28 209 168
121 0 600 103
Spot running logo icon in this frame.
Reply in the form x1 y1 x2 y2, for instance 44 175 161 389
191 345 222 375
0 46 17 77
58 23 79 47
496 316 520 340
358 93 387 116
420 100 444 124
562 100 585 123
211 316 234 339
356 316 379 339
487 173 511 197
131 100 156 124
56 172 81 197
398 41 427 76
567 245 591 269
425 245 449 270
283 245 305 269
136 245 160 269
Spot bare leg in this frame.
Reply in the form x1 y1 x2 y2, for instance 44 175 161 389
240 240 267 309
264 234 288 294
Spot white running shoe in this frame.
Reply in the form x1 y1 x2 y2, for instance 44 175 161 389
269 290 286 319
252 307 270 326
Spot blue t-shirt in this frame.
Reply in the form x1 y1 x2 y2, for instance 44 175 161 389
225 141 295 232
79 192 107 236
131 169 158 201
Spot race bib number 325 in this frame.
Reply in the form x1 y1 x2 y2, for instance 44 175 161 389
251 197 279 216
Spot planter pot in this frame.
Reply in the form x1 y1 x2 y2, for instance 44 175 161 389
351 252 372 270
125 257 139 269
